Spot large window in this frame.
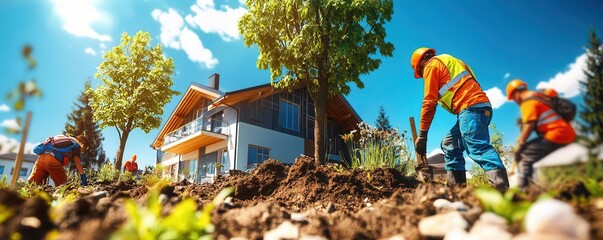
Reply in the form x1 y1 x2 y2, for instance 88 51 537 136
0 165 4 174
280 100 299 131
247 145 270 169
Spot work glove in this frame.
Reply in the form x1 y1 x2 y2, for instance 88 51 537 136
415 130 428 155
80 173 88 186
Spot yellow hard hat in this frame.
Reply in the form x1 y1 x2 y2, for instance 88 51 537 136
506 79 528 100
410 47 435 78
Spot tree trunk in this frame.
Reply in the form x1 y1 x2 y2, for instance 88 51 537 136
115 130 130 171
314 78 329 165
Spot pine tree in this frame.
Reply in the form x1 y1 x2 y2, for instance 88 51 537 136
375 106 392 131
579 30 603 147
64 79 106 169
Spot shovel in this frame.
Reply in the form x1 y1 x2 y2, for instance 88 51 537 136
409 117 433 182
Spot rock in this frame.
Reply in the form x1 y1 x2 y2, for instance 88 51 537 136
264 221 299 240
87 191 109 201
443 229 470 240
96 197 112 212
419 211 468 237
469 222 512 240
326 202 336 213
299 235 328 240
450 201 469 212
385 234 407 240
594 198 603 210
475 212 508 229
433 199 452 211
513 233 567 240
524 199 590 240
290 213 307 222
20 217 41 228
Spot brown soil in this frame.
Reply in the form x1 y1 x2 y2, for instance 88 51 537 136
1 155 602 240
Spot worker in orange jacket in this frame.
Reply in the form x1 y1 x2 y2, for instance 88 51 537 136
123 154 138 175
410 47 509 189
506 79 576 187
28 135 88 186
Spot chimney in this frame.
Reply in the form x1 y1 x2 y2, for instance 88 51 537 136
208 73 220 90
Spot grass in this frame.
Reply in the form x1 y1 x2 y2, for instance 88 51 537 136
341 122 414 173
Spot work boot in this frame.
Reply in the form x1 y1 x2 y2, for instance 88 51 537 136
446 170 466 187
486 168 510 190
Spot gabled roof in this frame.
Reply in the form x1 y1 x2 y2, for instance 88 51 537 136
151 83 223 148
152 81 363 149
0 153 38 163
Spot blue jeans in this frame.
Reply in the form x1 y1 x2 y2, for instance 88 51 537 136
441 106 504 171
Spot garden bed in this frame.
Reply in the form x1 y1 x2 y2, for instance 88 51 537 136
1 156 602 239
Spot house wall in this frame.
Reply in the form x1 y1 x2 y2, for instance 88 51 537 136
0 159 35 181
236 122 304 170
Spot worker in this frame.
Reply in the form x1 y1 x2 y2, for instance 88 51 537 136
506 79 576 188
28 134 88 186
124 154 139 175
410 47 509 189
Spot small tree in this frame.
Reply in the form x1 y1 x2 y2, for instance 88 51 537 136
64 79 106 169
490 123 513 167
579 30 603 149
89 31 179 170
239 0 394 164
375 106 392 131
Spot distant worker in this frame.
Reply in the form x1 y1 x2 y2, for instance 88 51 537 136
506 79 576 187
28 134 88 186
124 154 139 175
410 47 509 189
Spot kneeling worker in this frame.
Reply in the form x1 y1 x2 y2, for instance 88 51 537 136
28 134 88 186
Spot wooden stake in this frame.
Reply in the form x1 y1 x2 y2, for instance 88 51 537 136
10 111 32 189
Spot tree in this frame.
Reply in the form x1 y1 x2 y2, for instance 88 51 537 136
239 0 394 164
579 30 603 148
64 79 106 169
375 105 392 131
89 31 179 170
490 123 513 167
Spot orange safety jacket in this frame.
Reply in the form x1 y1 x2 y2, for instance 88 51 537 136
420 54 491 131
124 161 138 173
520 91 576 144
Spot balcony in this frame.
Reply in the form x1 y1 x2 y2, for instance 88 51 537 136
161 116 229 154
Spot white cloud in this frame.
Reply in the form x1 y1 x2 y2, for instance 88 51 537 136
100 43 106 49
0 104 9 112
485 87 508 109
151 8 218 69
503 72 510 80
152 8 185 50
180 27 219 68
1 119 20 132
536 53 587 98
184 0 247 42
0 135 35 154
52 0 112 42
84 47 96 55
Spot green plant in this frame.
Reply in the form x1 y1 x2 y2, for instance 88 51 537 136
475 187 545 224
539 155 603 192
97 162 120 182
0 176 8 189
341 123 413 172
110 186 234 239
467 165 489 187
141 165 166 187
332 163 345 173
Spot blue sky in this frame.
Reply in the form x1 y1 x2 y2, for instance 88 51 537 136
1 0 602 169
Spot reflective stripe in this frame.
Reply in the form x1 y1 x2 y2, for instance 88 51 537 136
438 70 470 96
537 109 562 126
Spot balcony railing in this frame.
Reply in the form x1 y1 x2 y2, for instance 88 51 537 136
164 116 229 145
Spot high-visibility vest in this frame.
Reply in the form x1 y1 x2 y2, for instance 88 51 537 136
434 54 478 113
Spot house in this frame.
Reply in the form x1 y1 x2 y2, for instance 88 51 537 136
426 152 446 177
151 74 362 183
0 152 37 182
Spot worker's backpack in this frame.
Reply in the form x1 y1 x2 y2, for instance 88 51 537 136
526 92 576 122
48 135 79 166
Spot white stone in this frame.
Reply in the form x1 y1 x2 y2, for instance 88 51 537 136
513 233 567 240
476 212 508 228
433 199 452 210
469 223 512 240
419 211 468 237
443 229 470 240
299 235 327 240
450 201 469 211
290 213 307 222
524 199 590 240
264 221 299 240
385 234 407 240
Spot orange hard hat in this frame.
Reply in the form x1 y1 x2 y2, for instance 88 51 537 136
543 88 558 98
410 47 436 78
506 79 528 100
132 154 137 161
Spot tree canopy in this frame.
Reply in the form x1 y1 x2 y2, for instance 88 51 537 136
88 31 179 169
579 30 603 148
375 105 392 131
239 0 394 164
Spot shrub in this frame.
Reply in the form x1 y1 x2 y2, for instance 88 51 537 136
467 164 489 187
0 176 7 189
97 162 120 182
140 165 167 187
539 154 603 199
341 122 413 172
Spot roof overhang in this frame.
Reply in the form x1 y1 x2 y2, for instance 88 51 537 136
161 130 227 154
151 83 223 149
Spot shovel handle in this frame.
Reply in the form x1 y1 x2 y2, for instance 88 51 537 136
409 117 428 166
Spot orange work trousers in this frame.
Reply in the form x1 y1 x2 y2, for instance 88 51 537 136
28 153 67 186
